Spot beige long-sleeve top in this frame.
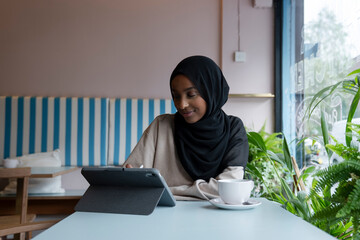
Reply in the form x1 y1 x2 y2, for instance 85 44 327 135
123 114 244 201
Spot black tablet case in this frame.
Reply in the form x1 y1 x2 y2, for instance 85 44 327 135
74 167 176 215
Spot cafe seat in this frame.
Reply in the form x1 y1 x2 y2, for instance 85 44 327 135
0 168 59 240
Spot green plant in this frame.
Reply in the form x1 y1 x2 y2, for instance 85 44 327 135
245 68 360 239
306 68 360 147
246 124 285 196
309 124 360 239
246 131 353 238
305 68 360 239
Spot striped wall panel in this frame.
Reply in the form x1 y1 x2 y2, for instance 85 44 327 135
108 98 176 166
0 96 108 166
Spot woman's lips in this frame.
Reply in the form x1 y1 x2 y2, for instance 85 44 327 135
181 111 193 118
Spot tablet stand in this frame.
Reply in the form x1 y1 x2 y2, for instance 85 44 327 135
75 185 165 215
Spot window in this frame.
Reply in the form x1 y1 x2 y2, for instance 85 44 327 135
275 0 360 167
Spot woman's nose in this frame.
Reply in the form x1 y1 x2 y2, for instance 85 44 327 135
178 97 189 109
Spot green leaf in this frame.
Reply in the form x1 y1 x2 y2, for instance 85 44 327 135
306 85 334 117
302 166 316 176
280 177 295 200
259 122 266 136
282 136 293 173
329 220 353 239
342 80 358 93
345 86 360 146
266 150 283 165
347 68 360 76
299 166 316 183
272 193 287 206
306 81 343 118
288 198 310 220
326 144 344 157
337 180 360 218
247 132 267 152
295 137 307 146
320 111 332 159
246 164 265 182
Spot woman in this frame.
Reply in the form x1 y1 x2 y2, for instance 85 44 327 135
124 55 249 200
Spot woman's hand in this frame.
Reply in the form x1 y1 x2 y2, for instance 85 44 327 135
125 164 133 168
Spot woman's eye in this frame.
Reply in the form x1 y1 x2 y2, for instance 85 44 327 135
187 92 197 98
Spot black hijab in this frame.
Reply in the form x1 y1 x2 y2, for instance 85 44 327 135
170 56 234 181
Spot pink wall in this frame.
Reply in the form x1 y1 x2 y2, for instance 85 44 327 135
0 0 274 131
0 0 220 99
221 0 274 132
222 0 274 94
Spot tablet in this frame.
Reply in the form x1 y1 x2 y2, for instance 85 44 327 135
74 167 176 215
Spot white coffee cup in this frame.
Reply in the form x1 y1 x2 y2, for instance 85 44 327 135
3 159 19 168
218 179 254 205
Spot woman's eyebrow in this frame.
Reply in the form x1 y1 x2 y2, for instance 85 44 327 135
171 87 197 93
183 87 197 92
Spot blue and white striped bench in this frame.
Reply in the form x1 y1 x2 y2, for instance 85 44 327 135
108 98 176 165
0 96 176 167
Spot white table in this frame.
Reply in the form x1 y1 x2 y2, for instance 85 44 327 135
33 198 335 240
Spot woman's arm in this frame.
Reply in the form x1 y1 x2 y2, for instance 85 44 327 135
170 166 244 200
122 120 157 168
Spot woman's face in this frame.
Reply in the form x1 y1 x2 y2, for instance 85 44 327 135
171 75 207 124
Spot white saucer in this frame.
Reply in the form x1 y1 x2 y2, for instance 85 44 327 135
209 198 262 210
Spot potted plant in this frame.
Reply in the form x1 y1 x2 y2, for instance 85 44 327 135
246 68 360 239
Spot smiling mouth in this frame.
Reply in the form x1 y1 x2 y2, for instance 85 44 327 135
181 111 193 118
